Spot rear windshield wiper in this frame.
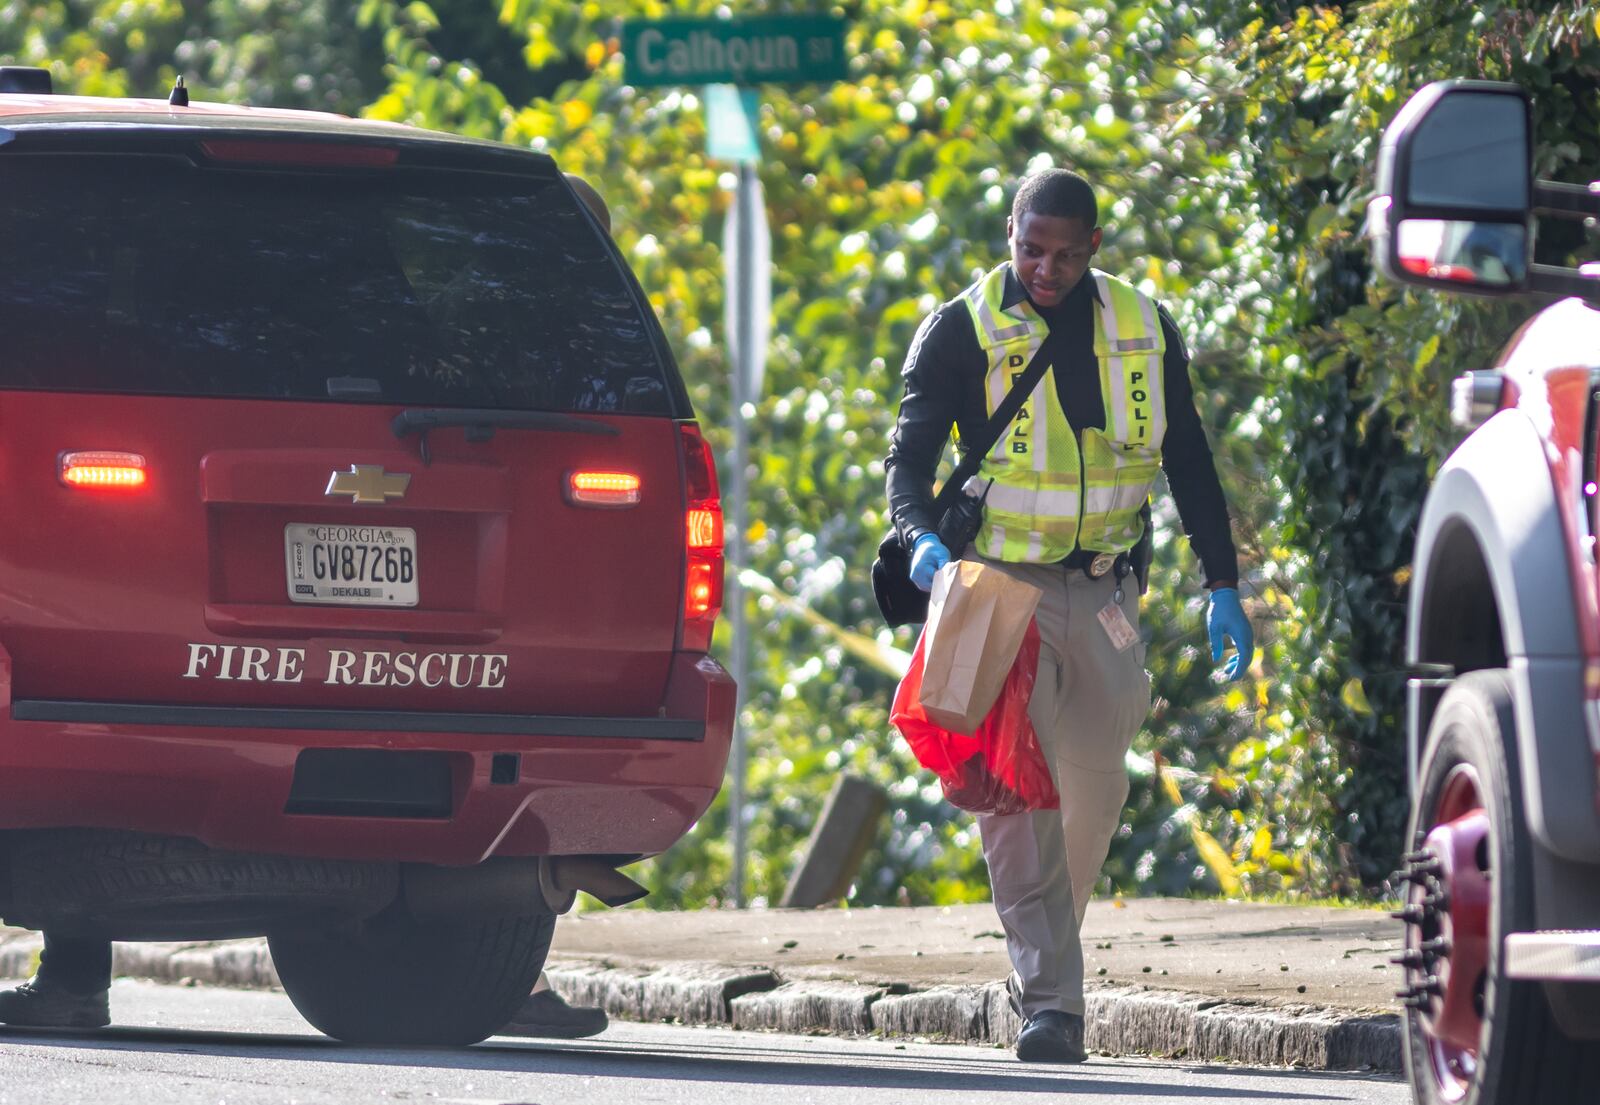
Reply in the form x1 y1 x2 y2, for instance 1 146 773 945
392 407 618 463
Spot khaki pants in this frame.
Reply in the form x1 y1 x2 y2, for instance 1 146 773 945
973 555 1151 1018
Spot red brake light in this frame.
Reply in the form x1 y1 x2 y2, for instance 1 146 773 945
679 424 724 650
199 140 399 168
687 507 722 550
567 471 641 507
686 562 717 618
59 451 147 489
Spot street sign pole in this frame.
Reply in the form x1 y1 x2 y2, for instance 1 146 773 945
625 14 837 909
729 160 755 909
725 161 769 908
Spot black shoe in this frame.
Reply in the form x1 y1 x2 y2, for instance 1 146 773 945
0 978 110 1029
501 988 608 1039
1016 1009 1087 1063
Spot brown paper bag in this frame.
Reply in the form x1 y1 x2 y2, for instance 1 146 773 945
917 559 1043 734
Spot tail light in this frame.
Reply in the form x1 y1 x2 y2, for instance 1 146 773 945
566 470 641 507
678 423 724 652
59 451 147 489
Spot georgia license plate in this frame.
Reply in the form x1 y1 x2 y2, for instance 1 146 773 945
284 523 418 607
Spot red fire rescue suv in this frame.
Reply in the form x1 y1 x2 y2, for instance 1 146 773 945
0 66 733 1045
1369 81 1600 1104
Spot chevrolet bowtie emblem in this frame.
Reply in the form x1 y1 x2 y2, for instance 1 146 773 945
325 465 410 504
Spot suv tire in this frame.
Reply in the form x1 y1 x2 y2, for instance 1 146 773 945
1400 670 1599 1105
269 904 556 1045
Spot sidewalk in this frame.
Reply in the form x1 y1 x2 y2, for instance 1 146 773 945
0 898 1405 1071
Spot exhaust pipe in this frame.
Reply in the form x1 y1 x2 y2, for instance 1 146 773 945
402 856 648 921
538 856 648 914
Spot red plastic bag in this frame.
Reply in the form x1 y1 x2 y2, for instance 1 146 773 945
891 618 1059 815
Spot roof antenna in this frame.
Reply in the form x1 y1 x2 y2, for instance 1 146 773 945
168 75 188 107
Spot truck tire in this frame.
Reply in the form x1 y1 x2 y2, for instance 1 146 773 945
269 905 555 1046
1398 670 1600 1105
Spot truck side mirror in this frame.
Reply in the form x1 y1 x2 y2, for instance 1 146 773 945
1368 81 1532 295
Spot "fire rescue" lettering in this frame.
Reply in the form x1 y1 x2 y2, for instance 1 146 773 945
182 643 508 689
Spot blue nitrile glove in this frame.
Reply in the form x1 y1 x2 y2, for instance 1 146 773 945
909 533 951 592
1207 587 1253 682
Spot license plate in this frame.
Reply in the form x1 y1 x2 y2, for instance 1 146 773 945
284 524 418 607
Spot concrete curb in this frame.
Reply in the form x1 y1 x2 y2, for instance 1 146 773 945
113 941 281 991
1082 987 1401 1071
731 980 887 1035
873 983 994 1041
0 933 1400 1070
0 933 282 991
543 962 779 1026
558 966 1400 1070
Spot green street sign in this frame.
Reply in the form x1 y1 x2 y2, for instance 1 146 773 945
623 16 847 88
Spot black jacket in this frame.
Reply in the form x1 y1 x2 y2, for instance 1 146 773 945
884 265 1239 587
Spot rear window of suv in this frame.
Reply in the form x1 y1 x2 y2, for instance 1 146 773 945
0 151 677 415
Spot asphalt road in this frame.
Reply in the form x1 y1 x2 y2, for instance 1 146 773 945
0 980 1407 1105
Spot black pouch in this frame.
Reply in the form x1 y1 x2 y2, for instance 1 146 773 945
870 528 927 628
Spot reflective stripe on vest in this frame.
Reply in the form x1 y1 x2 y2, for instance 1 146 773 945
959 264 1167 563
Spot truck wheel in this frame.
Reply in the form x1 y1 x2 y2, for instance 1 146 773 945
1397 670 1599 1104
269 904 555 1045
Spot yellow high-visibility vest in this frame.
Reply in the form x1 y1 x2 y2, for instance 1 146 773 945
959 263 1167 563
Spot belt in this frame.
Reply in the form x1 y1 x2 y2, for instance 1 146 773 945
1060 549 1131 579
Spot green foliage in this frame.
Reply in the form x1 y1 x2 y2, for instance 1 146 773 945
1188 0 1600 890
0 0 384 110
11 0 1598 908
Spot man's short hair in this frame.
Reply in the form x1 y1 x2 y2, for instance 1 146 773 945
1012 169 1098 227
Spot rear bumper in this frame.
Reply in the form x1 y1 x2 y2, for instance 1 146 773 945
0 650 733 865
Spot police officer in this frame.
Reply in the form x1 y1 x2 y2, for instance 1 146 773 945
885 168 1252 1063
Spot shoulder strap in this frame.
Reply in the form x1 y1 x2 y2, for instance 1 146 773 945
930 324 1058 514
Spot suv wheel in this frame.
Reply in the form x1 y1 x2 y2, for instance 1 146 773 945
269 904 556 1045
1398 670 1599 1104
